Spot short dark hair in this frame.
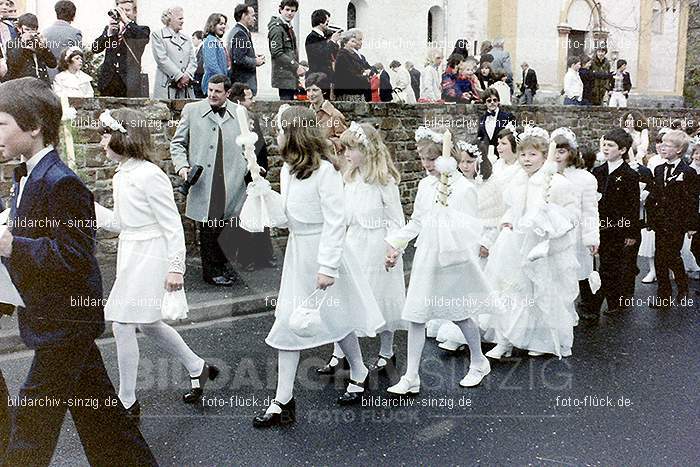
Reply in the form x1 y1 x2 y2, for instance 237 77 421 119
305 72 329 90
603 128 633 159
497 128 517 153
447 54 464 69
209 74 232 91
579 145 596 171
192 30 204 40
623 110 646 133
229 82 251 102
57 46 84 71
567 56 581 68
617 59 627 69
204 13 227 37
311 9 330 27
482 88 500 102
0 78 61 147
279 0 299 12
17 13 39 29
54 1 76 22
234 4 252 22
389 60 401 69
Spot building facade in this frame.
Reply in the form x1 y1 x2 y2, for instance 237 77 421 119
15 0 692 104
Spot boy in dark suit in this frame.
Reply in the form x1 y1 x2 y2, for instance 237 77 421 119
590 128 640 316
477 88 516 151
0 77 156 466
646 130 698 306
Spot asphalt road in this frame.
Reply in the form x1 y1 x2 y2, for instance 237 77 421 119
0 279 698 466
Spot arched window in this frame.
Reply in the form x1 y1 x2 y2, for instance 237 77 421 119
347 2 357 30
651 0 664 34
428 11 434 43
428 6 444 47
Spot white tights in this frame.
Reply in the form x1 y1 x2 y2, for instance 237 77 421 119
112 321 205 409
329 330 395 359
404 318 486 380
267 333 368 414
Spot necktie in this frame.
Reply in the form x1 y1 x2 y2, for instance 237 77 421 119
487 111 496 117
211 106 226 118
664 163 674 184
13 162 27 183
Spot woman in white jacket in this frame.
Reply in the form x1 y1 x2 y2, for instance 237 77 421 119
563 57 583 105
551 128 600 320
52 46 94 98
97 109 215 422
419 49 443 102
388 60 417 104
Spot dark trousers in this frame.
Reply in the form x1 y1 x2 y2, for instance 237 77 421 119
578 279 595 314
621 229 643 298
0 371 9 460
198 220 231 280
654 228 689 295
592 230 629 312
278 89 296 101
2 341 157 467
692 233 700 272
237 228 275 267
98 78 128 98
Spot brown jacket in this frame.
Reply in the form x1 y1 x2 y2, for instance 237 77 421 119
312 100 348 170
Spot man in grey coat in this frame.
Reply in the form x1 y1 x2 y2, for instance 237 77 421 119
171 74 249 286
267 0 305 100
151 6 197 99
42 0 82 81
229 3 265 96
490 38 513 79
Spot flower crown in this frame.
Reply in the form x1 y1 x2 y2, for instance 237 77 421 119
99 110 127 134
276 104 291 136
348 121 370 147
550 127 578 149
516 125 549 142
456 141 482 161
415 126 443 144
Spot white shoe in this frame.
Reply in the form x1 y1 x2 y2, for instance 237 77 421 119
438 340 466 352
485 343 513 359
528 350 545 357
641 271 656 283
459 362 491 387
387 375 420 395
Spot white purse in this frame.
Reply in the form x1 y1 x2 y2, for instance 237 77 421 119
161 289 189 321
289 289 327 338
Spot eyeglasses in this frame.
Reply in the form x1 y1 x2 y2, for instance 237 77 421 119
485 98 499 103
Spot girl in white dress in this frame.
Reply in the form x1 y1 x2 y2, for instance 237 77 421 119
551 128 600 320
97 109 214 420
385 127 493 394
52 46 94 98
484 127 580 359
254 107 384 428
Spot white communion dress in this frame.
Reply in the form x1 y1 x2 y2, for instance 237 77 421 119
561 166 600 280
386 171 495 324
483 161 580 357
265 161 385 351
344 176 407 332
101 158 186 323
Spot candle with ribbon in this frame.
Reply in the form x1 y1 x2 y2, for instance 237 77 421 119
234 104 262 182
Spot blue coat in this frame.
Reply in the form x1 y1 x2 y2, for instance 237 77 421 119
3 150 104 349
201 34 228 94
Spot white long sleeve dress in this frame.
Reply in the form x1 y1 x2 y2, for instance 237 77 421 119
265 161 385 351
102 158 186 323
484 162 580 357
562 166 600 280
344 177 407 332
420 65 441 102
386 172 495 324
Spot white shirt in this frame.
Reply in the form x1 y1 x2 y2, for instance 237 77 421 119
564 68 583 100
485 109 499 139
606 158 624 174
17 146 54 206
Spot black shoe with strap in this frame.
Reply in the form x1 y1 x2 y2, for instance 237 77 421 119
316 355 349 375
368 354 396 373
183 363 219 403
337 377 367 405
253 399 296 428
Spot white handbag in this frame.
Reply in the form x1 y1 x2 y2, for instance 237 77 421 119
161 289 189 321
289 289 327 338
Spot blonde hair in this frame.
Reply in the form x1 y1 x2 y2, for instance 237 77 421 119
425 48 442 67
517 135 548 155
663 129 690 155
341 123 401 185
278 106 329 180
161 6 183 26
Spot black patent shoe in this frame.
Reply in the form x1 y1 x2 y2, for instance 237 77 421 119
368 354 396 373
183 363 219 403
204 275 235 287
337 377 367 406
316 355 349 375
124 400 141 425
253 399 296 428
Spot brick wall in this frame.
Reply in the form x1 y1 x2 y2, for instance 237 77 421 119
2 98 699 257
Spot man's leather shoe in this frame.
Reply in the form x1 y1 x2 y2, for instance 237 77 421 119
253 399 296 428
183 363 219 403
124 400 141 425
204 275 234 286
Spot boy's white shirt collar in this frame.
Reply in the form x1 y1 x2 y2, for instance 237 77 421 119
607 158 624 173
22 145 54 175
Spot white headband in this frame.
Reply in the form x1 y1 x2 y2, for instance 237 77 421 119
516 125 549 142
550 127 578 149
99 110 127 134
456 141 482 160
348 121 369 147
415 126 443 144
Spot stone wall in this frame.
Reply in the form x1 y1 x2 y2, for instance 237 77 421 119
2 98 699 258
685 1 700 108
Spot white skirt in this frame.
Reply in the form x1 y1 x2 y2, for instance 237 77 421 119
638 229 655 257
105 235 168 324
681 235 700 272
346 225 407 332
265 230 385 351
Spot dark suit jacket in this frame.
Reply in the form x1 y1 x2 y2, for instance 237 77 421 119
42 20 83 80
3 151 104 349
305 30 338 83
477 108 515 148
334 48 370 100
5 39 57 83
521 67 538 94
229 23 258 95
379 70 393 102
91 21 150 97
409 67 421 100
646 159 698 233
592 161 640 239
